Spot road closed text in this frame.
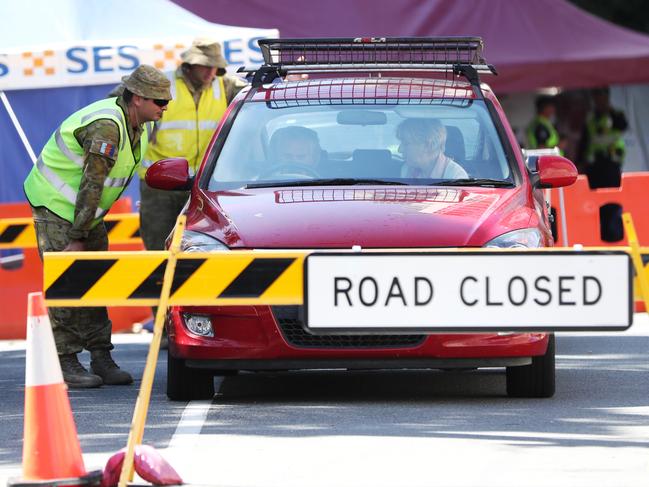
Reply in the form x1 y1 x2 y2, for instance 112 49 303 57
332 274 603 308
305 252 632 331
459 275 603 307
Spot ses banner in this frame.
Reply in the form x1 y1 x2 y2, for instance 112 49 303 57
0 36 266 91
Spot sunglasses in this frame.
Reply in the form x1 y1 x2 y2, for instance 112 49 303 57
147 98 169 107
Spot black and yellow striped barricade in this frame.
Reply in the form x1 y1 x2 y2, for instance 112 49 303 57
44 250 306 307
0 212 142 249
43 246 637 332
41 213 644 487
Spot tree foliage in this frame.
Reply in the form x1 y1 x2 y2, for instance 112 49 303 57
569 0 649 35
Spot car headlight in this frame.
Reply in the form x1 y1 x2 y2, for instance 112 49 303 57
483 228 543 248
180 230 229 252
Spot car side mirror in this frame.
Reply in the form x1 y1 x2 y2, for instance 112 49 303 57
145 158 194 191
526 154 578 189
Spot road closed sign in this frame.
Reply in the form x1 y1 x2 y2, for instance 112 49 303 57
304 251 632 333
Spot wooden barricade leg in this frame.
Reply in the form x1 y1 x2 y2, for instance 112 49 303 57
117 215 187 487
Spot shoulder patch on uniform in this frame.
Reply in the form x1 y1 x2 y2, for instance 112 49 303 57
89 139 118 159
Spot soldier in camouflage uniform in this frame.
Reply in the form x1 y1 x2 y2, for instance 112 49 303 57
23 65 172 388
138 38 248 251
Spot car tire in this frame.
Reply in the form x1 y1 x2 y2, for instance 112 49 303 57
506 334 555 398
167 354 215 401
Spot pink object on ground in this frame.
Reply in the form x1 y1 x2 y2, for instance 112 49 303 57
101 445 183 487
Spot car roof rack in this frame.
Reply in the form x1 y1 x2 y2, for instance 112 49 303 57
239 37 498 91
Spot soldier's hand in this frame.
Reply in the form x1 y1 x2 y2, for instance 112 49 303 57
63 240 85 252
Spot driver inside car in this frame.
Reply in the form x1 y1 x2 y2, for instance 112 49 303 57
265 125 323 177
397 118 468 180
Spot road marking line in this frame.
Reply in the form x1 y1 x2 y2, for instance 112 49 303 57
168 400 212 449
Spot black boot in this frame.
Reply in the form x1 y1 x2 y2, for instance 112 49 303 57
90 350 133 385
59 353 103 388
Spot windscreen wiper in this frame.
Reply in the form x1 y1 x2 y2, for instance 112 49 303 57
245 178 409 189
431 178 514 187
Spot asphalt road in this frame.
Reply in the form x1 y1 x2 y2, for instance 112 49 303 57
1 317 649 487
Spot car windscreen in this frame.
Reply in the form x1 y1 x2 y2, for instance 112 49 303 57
207 99 513 190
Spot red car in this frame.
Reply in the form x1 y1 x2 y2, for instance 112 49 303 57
146 37 578 401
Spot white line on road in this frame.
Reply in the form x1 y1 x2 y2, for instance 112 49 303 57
161 400 214 484
167 400 213 449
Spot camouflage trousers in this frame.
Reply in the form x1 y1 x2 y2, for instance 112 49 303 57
139 179 189 250
31 206 113 355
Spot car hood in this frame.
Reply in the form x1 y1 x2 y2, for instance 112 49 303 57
189 186 533 248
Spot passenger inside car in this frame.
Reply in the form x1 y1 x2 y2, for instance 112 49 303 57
397 118 468 180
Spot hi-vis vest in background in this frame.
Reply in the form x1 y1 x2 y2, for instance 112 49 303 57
526 115 559 150
24 97 149 227
585 114 626 165
139 74 228 178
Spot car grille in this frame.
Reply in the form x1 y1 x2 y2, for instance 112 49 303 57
271 306 426 349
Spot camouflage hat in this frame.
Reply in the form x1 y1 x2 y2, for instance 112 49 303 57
121 64 172 101
180 38 227 69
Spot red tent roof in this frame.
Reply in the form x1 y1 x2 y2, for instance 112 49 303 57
173 0 649 93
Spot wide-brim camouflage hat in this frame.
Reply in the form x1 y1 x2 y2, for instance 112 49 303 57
121 64 172 101
180 38 227 69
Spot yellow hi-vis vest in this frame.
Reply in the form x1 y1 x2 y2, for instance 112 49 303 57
585 114 626 165
139 74 227 178
24 97 150 226
526 115 559 150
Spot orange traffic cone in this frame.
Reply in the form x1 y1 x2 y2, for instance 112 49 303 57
9 292 102 487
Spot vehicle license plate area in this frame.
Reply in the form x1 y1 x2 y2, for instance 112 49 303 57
303 251 632 333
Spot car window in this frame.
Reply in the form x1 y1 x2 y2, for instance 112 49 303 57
207 99 512 190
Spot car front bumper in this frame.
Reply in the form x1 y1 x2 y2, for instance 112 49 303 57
167 305 550 369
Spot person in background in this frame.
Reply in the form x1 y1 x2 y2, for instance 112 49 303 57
579 87 628 188
23 65 171 388
126 39 247 347
526 95 564 151
397 118 468 179
138 38 248 252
